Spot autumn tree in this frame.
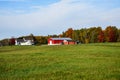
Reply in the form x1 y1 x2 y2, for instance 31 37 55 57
34 36 48 45
89 27 96 43
98 30 105 42
79 28 90 44
65 28 73 38
79 28 87 43
72 30 80 41
9 37 15 45
117 29 120 42
85 29 90 43
0 39 10 46
59 34 63 38
105 26 118 42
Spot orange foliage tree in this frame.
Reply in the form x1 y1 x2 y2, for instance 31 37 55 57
65 28 73 38
105 26 118 42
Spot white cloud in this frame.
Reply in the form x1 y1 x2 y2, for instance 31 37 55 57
0 0 120 39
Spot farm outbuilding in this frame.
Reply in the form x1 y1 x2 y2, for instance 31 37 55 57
48 38 76 45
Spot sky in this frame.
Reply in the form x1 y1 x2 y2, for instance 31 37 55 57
0 0 120 39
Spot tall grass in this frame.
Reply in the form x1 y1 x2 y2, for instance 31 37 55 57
0 43 120 80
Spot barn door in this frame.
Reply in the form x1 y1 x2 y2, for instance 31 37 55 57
50 40 52 45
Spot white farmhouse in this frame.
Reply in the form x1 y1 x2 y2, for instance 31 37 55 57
15 37 34 45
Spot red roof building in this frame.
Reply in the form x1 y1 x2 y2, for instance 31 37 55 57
48 38 76 45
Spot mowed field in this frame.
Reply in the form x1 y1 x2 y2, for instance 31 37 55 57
0 43 120 80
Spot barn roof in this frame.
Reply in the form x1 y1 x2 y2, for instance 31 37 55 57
50 38 72 40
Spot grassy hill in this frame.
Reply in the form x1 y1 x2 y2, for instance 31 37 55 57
0 43 120 80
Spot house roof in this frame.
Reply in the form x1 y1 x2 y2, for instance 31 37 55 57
24 37 34 40
16 36 34 42
64 40 75 41
16 39 24 42
50 38 72 40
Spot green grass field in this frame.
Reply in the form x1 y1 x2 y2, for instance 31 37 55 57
0 43 120 80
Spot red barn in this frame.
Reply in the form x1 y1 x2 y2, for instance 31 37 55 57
48 38 76 45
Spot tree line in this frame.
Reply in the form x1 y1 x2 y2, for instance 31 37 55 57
0 26 120 46
61 26 120 43
29 26 120 44
60 26 120 43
